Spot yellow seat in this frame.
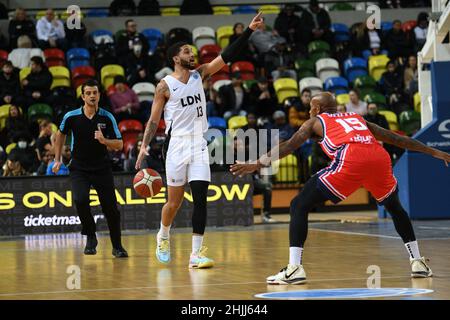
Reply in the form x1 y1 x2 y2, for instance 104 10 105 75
379 110 399 131
368 54 389 81
189 45 198 64
228 116 247 130
49 66 71 89
59 10 85 20
213 6 232 15
274 78 299 104
259 5 281 14
6 143 16 154
336 93 350 105
216 25 234 49
414 92 421 112
161 7 180 16
76 85 82 98
20 67 31 85
101 64 125 89
274 154 298 182
0 104 12 130
36 10 59 20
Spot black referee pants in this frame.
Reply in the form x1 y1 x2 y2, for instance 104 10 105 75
70 166 122 248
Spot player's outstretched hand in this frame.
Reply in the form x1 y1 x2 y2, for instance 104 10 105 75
230 161 262 177
249 12 263 31
135 146 149 170
432 149 450 166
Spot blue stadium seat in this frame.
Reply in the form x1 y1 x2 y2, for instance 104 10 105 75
142 28 164 55
381 21 393 35
90 29 114 41
86 9 109 17
66 48 90 70
344 58 368 83
324 76 349 95
331 23 350 42
362 49 389 60
232 5 257 14
208 117 227 130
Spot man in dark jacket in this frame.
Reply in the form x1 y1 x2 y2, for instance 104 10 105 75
274 4 303 47
219 72 251 119
300 0 333 44
248 76 277 119
384 20 413 61
180 0 212 15
126 40 152 85
22 56 53 108
8 8 37 48
116 19 149 66
0 61 20 105
109 0 136 16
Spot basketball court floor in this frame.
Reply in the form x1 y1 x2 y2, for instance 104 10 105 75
1 212 449 300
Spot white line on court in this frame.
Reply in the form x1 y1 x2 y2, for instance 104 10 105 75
310 228 401 239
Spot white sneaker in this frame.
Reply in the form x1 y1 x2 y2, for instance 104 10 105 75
411 257 433 278
156 234 170 264
266 264 307 285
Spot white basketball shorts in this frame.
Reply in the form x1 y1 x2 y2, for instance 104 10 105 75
165 135 211 186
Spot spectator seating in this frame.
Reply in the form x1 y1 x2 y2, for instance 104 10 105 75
353 75 377 97
19 67 31 85
231 61 255 80
90 30 114 45
166 28 192 47
330 2 354 10
368 54 390 81
0 50 9 67
402 20 418 33
274 154 298 183
363 92 387 108
60 11 85 20
211 65 230 84
331 23 350 43
189 45 199 64
308 40 331 63
101 64 125 89
161 7 180 16
44 48 66 67
36 10 59 20
208 116 227 136
399 110 421 135
132 82 156 102
274 78 299 104
243 79 257 91
141 28 164 54
86 9 109 17
216 25 234 49
228 115 247 130
6 143 16 154
295 59 315 80
414 92 421 112
259 5 281 14
67 48 90 70
344 57 368 83
324 76 349 95
71 66 95 89
49 66 71 90
213 79 231 92
8 48 45 69
193 27 217 49
232 5 257 14
199 44 221 64
28 103 53 122
316 58 340 83
381 21 393 35
0 104 11 130
379 110 399 131
336 93 350 105
212 6 232 15
299 77 323 96
119 119 143 141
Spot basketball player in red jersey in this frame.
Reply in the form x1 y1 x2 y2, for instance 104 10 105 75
231 92 450 284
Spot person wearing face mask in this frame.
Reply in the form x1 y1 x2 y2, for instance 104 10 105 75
10 133 39 173
126 40 152 86
116 19 149 67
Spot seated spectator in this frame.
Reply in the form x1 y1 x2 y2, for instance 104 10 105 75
249 17 286 65
22 56 53 109
384 20 413 62
0 2 7 20
36 9 67 50
414 12 429 51
35 119 54 156
274 4 303 47
0 61 21 106
364 103 389 129
346 89 368 115
180 0 212 15
264 39 296 81
219 72 250 120
109 0 136 16
9 133 39 173
46 145 70 175
116 19 149 66
126 137 164 172
4 104 29 145
404 54 418 96
351 22 383 57
109 76 141 122
2 153 27 177
228 23 253 63
206 86 222 117
126 40 152 85
8 8 37 49
337 104 347 113
380 60 404 105
248 76 276 120
289 89 311 129
36 149 54 175
64 11 87 49
272 110 294 140
303 0 333 44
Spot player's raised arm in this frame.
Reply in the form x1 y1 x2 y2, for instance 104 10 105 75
135 80 169 170
366 121 450 166
197 12 263 79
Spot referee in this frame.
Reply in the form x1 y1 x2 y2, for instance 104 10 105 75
52 79 128 258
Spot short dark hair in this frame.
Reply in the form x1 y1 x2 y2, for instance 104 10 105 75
167 41 189 67
30 56 45 67
81 79 100 95
301 88 312 95
2 60 13 67
125 19 134 27
114 75 126 85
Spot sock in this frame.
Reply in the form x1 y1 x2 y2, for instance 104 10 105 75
289 247 303 266
192 235 203 254
405 241 421 260
158 222 171 239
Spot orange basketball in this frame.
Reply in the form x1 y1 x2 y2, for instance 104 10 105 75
133 168 163 198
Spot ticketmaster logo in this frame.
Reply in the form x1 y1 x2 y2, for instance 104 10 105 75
24 214 104 227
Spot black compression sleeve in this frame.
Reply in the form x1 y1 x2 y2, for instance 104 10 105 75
221 27 254 63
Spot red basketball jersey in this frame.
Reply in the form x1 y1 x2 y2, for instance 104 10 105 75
316 112 377 159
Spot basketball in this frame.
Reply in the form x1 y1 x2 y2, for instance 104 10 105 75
133 168 163 198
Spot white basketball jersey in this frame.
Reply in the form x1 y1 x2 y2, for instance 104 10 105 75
162 70 208 136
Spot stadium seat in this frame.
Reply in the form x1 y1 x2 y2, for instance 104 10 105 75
295 59 315 80
331 23 350 43
212 6 232 15
6 143 16 154
336 93 350 105
399 110 421 136
324 77 349 95
259 5 280 14
228 116 247 130
402 20 417 33
76 85 82 98
44 48 65 67
28 103 53 122
210 65 230 84
188 45 199 65
232 5 257 14
316 58 340 83
67 48 90 71
368 54 390 81
243 79 257 91
330 2 354 10
166 28 192 47
213 79 231 92
101 64 125 89
379 110 399 131
299 77 323 96
19 67 31 85
0 104 11 130
89 30 114 45
49 66 70 90
71 66 95 89
274 78 299 104
208 116 227 130
381 21 393 35
161 7 180 16
60 10 84 20
216 25 233 49
115 29 127 42
141 28 163 55
199 44 221 64
8 48 44 69
231 61 255 80
344 57 368 83
353 75 377 93
363 92 387 107
132 82 156 102
308 41 331 63
414 92 421 112
193 27 216 49
274 154 298 183
86 9 109 17
0 50 8 67
118 119 143 143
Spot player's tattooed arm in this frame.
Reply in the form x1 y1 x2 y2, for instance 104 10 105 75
367 121 450 166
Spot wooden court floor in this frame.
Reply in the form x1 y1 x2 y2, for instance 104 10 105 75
0 220 449 300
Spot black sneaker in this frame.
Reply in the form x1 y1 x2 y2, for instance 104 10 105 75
112 246 128 258
84 235 98 255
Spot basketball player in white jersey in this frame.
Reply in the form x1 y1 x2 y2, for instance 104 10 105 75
135 13 263 268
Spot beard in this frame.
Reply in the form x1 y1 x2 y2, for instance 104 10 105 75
180 58 196 70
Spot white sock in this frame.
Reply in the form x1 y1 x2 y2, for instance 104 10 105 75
192 235 203 254
289 247 303 266
405 241 421 260
158 222 171 239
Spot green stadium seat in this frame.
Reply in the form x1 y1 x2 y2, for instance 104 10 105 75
28 103 53 122
399 110 421 136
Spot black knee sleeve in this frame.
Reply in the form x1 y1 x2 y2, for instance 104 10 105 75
189 180 209 235
383 191 416 243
